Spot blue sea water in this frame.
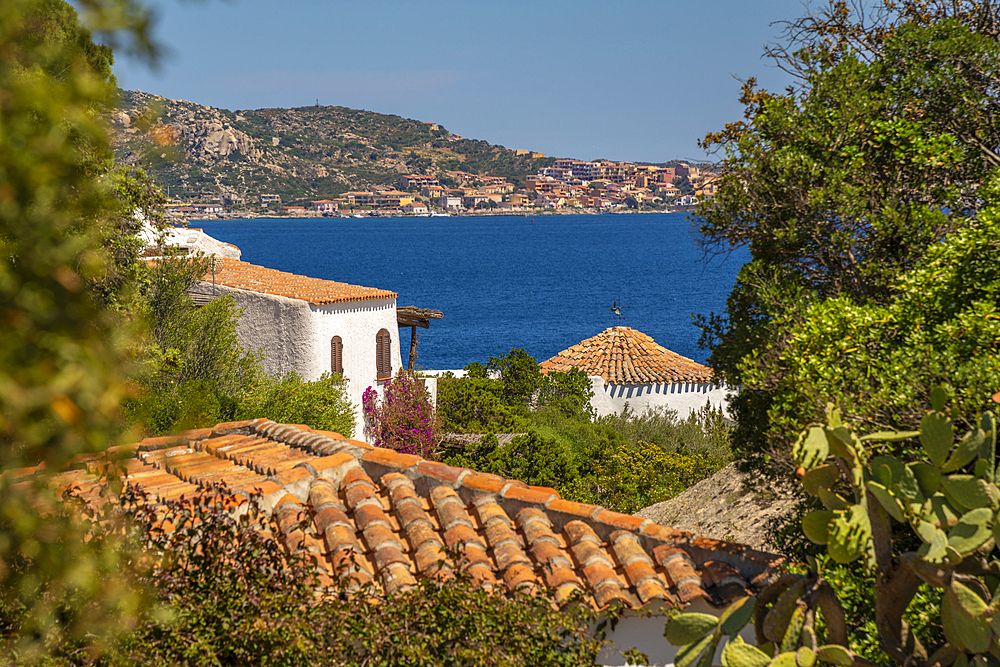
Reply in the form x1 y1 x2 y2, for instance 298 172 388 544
194 212 748 371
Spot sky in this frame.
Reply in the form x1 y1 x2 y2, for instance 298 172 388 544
112 0 810 164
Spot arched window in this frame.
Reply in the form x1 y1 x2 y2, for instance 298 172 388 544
376 329 392 380
331 336 343 375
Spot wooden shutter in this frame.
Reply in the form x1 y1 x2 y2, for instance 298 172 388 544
331 336 343 375
376 329 391 380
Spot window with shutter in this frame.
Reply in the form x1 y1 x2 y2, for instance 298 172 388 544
331 336 343 376
376 329 391 380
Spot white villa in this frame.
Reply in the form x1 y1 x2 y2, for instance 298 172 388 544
194 258 403 437
540 326 730 419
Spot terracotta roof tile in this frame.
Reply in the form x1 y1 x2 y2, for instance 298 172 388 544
540 326 715 385
36 419 781 611
205 258 396 305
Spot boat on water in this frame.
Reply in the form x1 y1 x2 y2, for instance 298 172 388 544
429 212 451 217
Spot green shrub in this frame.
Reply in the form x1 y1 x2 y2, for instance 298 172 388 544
436 374 527 434
564 439 727 515
238 372 355 437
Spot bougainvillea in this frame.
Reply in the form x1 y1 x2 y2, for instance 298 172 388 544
362 370 437 456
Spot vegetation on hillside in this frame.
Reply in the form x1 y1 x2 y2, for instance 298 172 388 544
113 91 554 202
433 349 731 514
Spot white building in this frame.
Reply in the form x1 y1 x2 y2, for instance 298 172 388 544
540 326 730 419
139 223 242 260
437 195 463 210
196 258 402 438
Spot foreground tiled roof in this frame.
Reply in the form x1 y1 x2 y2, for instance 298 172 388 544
19 420 780 610
540 327 715 385
204 258 397 305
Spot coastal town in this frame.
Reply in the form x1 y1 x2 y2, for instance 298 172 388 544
166 158 718 219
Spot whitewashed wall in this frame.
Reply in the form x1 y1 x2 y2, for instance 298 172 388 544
308 298 400 437
596 598 756 667
208 284 400 441
213 284 315 377
587 375 731 419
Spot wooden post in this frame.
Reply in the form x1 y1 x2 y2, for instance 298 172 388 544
408 324 417 371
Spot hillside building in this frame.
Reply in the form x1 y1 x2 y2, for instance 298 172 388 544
196 258 402 438
540 326 730 419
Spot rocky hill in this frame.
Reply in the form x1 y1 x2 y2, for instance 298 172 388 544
111 90 555 203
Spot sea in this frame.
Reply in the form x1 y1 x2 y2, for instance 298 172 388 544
193 212 749 371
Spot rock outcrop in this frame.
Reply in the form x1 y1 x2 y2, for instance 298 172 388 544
635 463 800 552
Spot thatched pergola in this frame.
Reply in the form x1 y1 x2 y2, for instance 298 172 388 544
396 306 443 370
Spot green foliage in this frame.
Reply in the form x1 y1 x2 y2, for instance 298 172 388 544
739 178 1000 466
437 349 593 434
668 391 1000 667
0 0 155 657
123 255 261 434
599 404 734 462
566 440 727 514
532 405 731 513
449 431 581 491
697 0 1000 474
798 556 943 665
437 374 528 434
237 372 355 438
441 352 730 514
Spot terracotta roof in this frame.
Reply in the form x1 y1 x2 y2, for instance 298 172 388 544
204 258 396 305
540 327 715 385
22 419 781 610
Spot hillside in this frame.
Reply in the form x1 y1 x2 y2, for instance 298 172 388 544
111 91 555 203
635 463 799 552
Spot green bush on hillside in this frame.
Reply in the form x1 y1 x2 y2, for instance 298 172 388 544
438 349 730 513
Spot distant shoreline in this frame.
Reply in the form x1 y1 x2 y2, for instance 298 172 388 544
181 206 698 223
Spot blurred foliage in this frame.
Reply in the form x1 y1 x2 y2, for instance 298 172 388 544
0 0 159 658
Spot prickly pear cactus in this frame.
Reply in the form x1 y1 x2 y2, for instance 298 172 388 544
663 585 852 667
665 387 1000 667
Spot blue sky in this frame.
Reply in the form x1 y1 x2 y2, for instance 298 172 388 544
113 0 809 163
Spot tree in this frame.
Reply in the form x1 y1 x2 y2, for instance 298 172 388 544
751 174 1000 461
697 0 1000 472
124 253 263 434
0 0 156 657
